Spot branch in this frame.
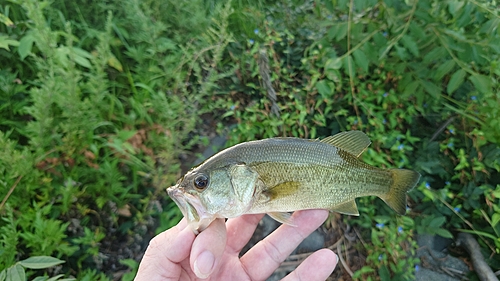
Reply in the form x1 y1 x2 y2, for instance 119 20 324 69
0 176 23 211
457 233 499 281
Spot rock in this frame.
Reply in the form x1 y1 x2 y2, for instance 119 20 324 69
415 234 469 281
415 267 460 281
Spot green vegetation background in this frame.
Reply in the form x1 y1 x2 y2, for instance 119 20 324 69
0 0 499 280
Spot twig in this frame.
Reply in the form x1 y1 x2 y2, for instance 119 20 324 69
429 116 455 142
346 0 360 122
353 226 367 248
258 48 280 118
0 175 23 211
337 237 354 277
441 266 469 280
327 237 345 251
457 233 499 281
437 196 496 253
379 0 418 59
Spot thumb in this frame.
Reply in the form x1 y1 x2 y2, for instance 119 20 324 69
190 218 227 279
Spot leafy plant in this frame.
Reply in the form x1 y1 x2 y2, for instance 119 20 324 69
0 256 72 281
1 0 499 279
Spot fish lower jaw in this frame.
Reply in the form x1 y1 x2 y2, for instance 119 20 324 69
189 215 216 234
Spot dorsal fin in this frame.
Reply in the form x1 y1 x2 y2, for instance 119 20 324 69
320 131 371 157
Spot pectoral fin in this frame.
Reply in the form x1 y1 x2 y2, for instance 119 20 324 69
268 212 296 226
263 181 301 200
330 200 360 215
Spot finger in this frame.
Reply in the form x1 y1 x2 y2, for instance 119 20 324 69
225 214 265 253
135 218 195 281
282 249 338 281
190 218 227 279
240 209 329 280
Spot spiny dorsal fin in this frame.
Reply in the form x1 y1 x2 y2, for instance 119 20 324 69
268 212 296 226
330 200 360 216
320 131 371 158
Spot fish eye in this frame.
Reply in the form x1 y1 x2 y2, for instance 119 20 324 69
194 174 209 190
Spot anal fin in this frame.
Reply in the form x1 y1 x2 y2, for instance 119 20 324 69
268 212 296 226
331 200 360 216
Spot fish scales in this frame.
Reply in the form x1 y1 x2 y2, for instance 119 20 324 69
167 131 421 233
247 151 394 214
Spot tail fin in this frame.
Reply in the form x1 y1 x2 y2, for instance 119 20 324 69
382 169 420 215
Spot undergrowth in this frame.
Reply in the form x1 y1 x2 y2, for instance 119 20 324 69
1 0 499 280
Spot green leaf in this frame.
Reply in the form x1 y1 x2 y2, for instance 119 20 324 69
443 29 467 42
108 55 123 72
342 55 355 76
434 228 454 238
378 265 391 281
469 74 491 94
47 274 72 281
456 3 473 27
435 60 456 81
492 213 500 228
0 35 19 51
19 256 65 269
71 47 92 58
327 25 339 40
403 80 420 97
395 44 409 61
422 189 435 201
479 18 500 35
70 47 92 68
0 12 14 27
447 0 465 17
316 80 332 97
421 81 441 98
458 229 498 240
447 69 466 94
72 56 91 68
6 264 25 281
335 22 348 41
402 34 419 56
0 269 6 281
353 49 369 73
18 34 35 60
429 216 446 228
325 57 342 70
423 47 446 63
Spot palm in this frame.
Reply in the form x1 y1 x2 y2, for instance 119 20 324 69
136 210 336 281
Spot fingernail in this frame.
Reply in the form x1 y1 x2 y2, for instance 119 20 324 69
194 251 215 279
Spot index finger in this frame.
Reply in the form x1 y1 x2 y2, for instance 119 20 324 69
135 218 195 281
240 209 329 280
225 214 265 253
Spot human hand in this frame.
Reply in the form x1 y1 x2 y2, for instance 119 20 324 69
135 209 338 281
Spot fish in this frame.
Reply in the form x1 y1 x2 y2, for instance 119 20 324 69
167 130 421 234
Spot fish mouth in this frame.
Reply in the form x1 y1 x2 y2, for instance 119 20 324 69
167 185 215 234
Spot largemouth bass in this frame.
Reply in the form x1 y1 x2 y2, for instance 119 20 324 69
167 131 420 234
